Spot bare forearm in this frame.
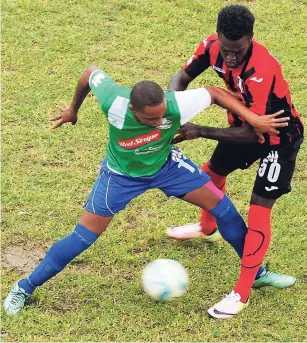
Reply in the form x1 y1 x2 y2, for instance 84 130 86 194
207 86 260 126
199 126 258 144
70 65 98 114
70 81 90 114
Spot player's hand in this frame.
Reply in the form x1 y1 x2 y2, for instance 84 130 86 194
250 110 289 143
49 105 78 129
172 122 201 144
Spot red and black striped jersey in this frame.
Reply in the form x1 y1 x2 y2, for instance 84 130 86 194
184 34 304 145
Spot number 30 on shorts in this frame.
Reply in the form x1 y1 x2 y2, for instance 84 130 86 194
258 151 281 182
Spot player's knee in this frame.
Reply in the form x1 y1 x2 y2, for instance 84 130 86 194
210 195 237 221
250 193 275 208
210 195 247 241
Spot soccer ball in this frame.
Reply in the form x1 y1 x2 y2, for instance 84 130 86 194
142 258 189 301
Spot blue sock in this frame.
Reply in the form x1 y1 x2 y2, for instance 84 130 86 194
210 195 265 279
18 224 99 294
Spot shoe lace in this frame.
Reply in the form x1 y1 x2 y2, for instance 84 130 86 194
11 290 27 305
223 291 240 302
265 271 273 277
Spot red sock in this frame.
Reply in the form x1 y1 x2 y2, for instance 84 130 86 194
200 161 226 235
234 204 272 303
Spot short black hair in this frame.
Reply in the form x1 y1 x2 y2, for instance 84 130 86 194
130 81 164 111
217 5 255 40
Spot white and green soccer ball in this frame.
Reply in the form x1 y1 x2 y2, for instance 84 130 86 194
142 258 189 301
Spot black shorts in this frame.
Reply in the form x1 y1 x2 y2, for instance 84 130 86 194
210 137 303 199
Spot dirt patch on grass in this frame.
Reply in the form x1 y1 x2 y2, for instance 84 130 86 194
2 245 46 273
2 244 96 275
124 215 138 230
70 262 94 274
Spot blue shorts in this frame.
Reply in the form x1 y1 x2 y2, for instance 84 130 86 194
84 149 211 216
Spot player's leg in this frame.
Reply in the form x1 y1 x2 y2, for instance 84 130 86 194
4 161 147 315
166 149 265 319
209 142 302 318
167 143 252 241
18 210 113 291
233 142 303 303
166 160 228 241
163 149 276 278
158 148 254 263
199 160 228 235
182 182 256 318
233 194 277 301
183 182 249 256
198 142 244 235
3 212 113 315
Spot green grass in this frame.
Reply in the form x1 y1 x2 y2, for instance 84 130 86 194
1 0 307 341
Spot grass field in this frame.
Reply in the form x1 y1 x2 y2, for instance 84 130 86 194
1 0 307 342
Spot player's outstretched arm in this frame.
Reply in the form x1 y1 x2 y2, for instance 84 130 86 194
49 65 99 129
172 122 258 144
206 86 289 142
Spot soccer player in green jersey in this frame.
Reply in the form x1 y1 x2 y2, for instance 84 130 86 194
4 65 288 317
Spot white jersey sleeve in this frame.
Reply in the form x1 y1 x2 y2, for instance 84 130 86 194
174 88 212 125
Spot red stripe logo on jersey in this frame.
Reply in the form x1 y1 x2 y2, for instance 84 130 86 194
117 130 161 150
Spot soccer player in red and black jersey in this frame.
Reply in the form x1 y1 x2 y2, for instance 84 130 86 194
167 5 304 318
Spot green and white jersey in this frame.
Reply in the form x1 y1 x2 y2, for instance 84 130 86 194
89 69 211 177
